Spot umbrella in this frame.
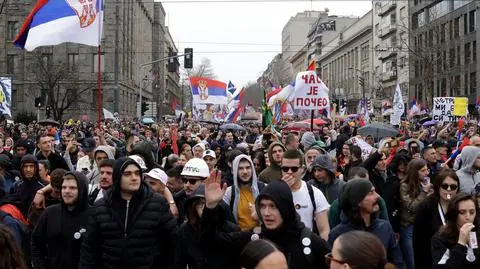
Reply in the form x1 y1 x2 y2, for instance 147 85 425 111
422 120 438 127
302 118 328 125
239 115 259 121
142 117 154 124
219 123 245 132
38 119 60 126
357 122 399 139
284 121 321 131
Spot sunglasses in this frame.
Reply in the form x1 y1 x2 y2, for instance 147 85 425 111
324 252 346 266
182 177 200 185
440 183 458 191
281 166 300 173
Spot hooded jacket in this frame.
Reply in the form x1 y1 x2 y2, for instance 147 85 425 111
223 154 262 223
258 142 285 183
79 158 179 269
308 155 345 203
200 180 330 269
456 146 480 194
86 145 115 185
7 154 45 218
31 171 90 269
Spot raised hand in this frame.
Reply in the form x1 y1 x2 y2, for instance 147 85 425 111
204 169 226 209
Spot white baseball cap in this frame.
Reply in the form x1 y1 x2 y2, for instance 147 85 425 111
144 168 168 185
202 149 216 159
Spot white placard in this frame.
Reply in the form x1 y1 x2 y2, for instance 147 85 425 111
432 97 461 122
293 71 330 110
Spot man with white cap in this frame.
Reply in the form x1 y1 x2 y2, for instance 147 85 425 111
192 143 205 158
144 168 179 218
203 149 217 172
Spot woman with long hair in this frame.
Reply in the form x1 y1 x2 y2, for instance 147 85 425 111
0 224 28 269
251 151 266 176
432 193 480 268
399 158 432 269
413 169 460 269
239 239 287 269
388 153 411 181
327 230 397 269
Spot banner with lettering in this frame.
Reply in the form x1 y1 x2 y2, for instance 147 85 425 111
293 71 330 110
433 97 466 122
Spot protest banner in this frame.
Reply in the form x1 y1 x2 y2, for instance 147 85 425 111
432 97 462 122
347 136 375 161
293 71 329 110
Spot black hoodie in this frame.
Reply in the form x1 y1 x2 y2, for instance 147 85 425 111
79 158 180 269
31 171 90 269
200 180 330 269
5 154 45 218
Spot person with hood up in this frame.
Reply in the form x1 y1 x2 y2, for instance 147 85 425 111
201 173 331 269
79 157 179 269
179 185 238 269
31 171 90 269
308 154 345 204
7 154 46 218
456 146 480 195
328 179 404 268
85 145 115 185
223 154 265 230
258 142 285 184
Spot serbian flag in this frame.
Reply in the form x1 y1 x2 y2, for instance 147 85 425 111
14 0 104 51
190 77 227 105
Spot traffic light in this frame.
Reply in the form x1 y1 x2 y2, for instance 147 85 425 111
358 77 365 89
141 102 149 116
168 51 177 72
184 48 193 69
35 97 44 108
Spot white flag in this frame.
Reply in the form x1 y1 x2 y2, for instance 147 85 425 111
393 83 404 116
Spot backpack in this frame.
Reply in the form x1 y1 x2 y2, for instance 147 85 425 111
229 182 266 212
305 182 318 234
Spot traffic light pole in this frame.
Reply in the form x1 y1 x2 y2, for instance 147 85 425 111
137 52 192 119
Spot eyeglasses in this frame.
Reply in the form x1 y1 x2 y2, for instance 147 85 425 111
324 252 346 266
440 183 458 191
182 177 200 185
281 166 300 173
122 170 141 177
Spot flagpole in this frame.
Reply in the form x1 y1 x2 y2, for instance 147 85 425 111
96 0 103 129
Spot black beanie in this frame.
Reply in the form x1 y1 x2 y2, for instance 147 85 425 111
340 179 373 211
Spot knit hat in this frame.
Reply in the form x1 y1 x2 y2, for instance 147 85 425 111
340 179 373 211
301 132 316 150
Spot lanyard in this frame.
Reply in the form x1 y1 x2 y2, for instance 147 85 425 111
438 203 446 226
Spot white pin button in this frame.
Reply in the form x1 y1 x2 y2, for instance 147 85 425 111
302 237 311 246
74 232 81 239
251 234 259 241
303 247 311 255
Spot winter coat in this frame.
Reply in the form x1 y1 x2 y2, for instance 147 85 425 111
78 158 180 269
31 171 90 269
258 142 285 183
399 182 428 227
363 150 401 232
328 214 404 268
432 232 480 269
456 146 480 194
35 151 70 172
328 197 389 228
413 196 445 269
200 180 330 269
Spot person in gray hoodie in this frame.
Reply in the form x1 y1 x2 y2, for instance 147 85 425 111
86 146 115 185
456 146 480 194
223 154 265 231
308 154 345 204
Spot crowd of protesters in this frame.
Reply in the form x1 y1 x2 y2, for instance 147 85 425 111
0 117 479 269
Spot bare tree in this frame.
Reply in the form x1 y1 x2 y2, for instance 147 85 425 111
29 53 95 121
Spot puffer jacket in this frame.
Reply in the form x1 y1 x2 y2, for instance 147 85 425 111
78 158 179 269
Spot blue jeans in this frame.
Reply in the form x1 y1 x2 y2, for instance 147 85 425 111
400 224 414 269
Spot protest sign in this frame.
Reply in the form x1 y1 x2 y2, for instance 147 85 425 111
293 71 329 110
347 136 375 161
453 97 468 116
432 97 462 122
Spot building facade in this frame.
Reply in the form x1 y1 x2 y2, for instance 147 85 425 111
281 10 322 82
409 0 478 108
0 0 176 121
373 0 410 107
318 10 379 112
163 27 181 115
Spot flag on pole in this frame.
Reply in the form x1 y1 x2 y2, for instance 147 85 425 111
307 60 316 71
227 81 236 95
14 0 104 51
226 88 244 123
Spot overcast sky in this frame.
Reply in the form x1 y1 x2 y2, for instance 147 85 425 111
161 0 372 88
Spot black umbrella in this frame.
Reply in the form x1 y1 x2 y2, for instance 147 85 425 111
38 119 60 126
219 123 245 132
357 122 399 139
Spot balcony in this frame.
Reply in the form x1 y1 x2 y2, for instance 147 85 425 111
377 49 397 60
380 70 397 82
378 24 397 38
376 0 397 16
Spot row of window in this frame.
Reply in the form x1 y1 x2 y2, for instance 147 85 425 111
414 72 476 102
5 53 105 74
413 1 476 31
